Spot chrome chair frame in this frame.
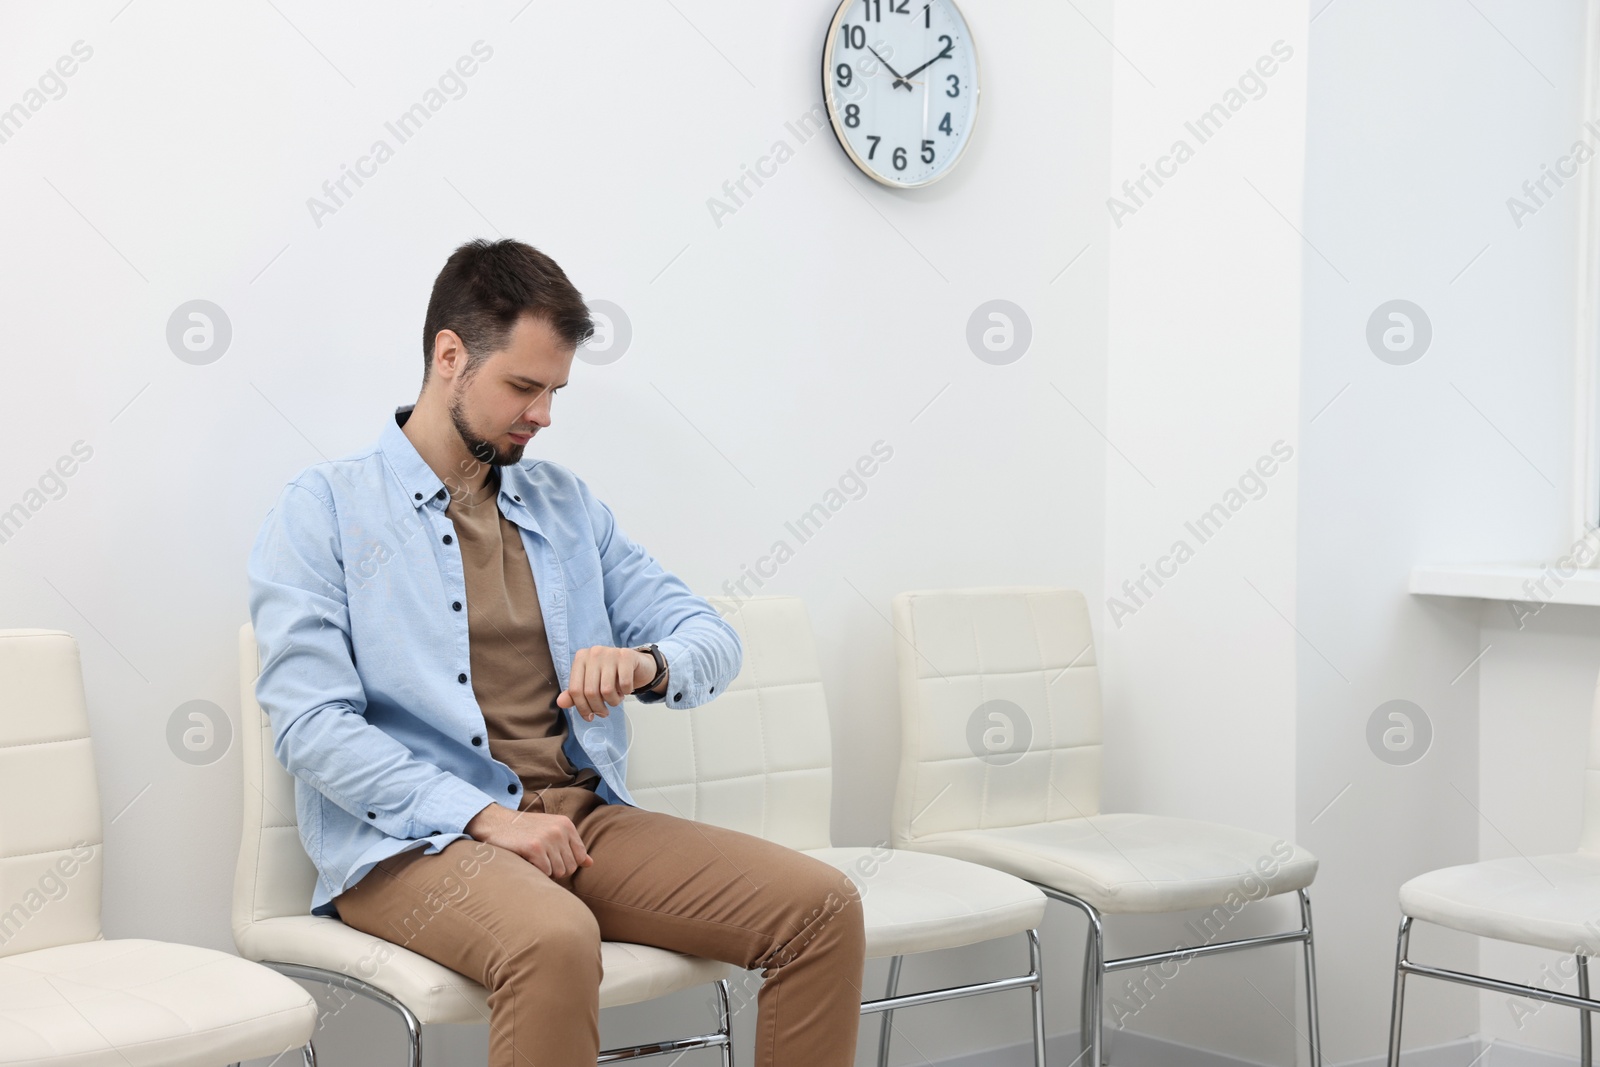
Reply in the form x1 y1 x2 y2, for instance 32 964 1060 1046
1386 915 1593 1067
251 960 734 1067
871 928 1046 1067
226 1040 316 1067
1042 885 1322 1067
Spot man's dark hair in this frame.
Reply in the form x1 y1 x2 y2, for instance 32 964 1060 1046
421 238 594 383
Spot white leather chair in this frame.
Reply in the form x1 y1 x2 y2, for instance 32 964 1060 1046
234 622 737 1066
1385 665 1600 1067
0 629 318 1066
624 595 1048 1067
889 587 1324 1067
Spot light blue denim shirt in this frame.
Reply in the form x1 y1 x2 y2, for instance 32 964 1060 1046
247 404 742 916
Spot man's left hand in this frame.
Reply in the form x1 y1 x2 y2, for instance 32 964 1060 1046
558 645 661 721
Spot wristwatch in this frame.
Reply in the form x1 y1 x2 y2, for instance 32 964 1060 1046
635 643 668 692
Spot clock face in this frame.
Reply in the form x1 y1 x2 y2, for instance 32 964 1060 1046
821 0 980 189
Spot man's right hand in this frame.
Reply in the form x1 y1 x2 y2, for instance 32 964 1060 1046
464 802 593 878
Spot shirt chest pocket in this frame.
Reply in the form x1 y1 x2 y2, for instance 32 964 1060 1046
557 548 602 594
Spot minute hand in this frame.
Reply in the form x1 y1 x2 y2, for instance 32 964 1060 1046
899 43 954 83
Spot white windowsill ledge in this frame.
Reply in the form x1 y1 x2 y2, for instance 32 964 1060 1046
1410 564 1600 606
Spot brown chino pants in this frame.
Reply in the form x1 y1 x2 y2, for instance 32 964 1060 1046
331 786 867 1067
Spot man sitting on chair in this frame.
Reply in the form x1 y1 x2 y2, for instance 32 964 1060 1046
246 237 865 1067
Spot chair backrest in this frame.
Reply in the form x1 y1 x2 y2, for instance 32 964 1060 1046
889 587 1102 849
0 630 104 958
234 622 318 933
624 596 833 851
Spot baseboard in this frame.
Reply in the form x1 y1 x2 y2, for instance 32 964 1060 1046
1339 1036 1577 1067
929 1029 1275 1067
927 1032 1578 1067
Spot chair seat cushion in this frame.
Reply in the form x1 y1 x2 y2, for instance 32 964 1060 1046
0 937 316 1067
1399 852 1600 954
804 847 1045 958
236 915 731 1022
902 813 1318 914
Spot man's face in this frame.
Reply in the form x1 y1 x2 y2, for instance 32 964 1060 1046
446 312 575 472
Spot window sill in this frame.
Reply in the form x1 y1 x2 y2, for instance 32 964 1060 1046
1410 564 1600 606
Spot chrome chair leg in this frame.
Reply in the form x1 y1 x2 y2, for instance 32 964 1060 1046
1034 882 1318 1067
1026 928 1046 1067
1037 888 1104 1067
260 961 422 1067
1385 916 1413 1067
1299 889 1323 1067
1581 955 1593 1067
715 977 734 1067
1082 906 1104 1067
876 955 903 1067
302 1038 318 1067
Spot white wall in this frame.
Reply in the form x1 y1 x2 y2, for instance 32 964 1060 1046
1299 0 1588 1061
1102 2 1308 1062
1100 1 1593 1064
0 1 1108 1064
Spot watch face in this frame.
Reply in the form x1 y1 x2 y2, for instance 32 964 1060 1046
821 0 981 189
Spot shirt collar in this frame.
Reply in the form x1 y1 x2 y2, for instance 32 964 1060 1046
379 405 537 531
380 404 449 510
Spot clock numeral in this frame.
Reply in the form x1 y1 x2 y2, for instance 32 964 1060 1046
890 0 910 12
921 139 935 164
836 63 853 88
893 145 907 171
861 0 880 22
938 111 953 135
843 103 861 128
841 24 866 48
866 134 881 160
923 2 931 27
946 73 961 97
939 34 953 53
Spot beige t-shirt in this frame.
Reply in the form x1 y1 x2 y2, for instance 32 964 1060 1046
445 466 600 799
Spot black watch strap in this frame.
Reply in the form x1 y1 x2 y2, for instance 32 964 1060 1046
636 643 668 691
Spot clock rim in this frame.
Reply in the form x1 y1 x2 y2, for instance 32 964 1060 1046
819 0 982 190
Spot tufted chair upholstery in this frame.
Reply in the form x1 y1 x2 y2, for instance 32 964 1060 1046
0 629 316 1066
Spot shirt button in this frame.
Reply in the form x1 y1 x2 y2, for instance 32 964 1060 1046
442 534 453 545
414 492 422 500
471 735 483 746
673 692 683 701
452 601 462 611
709 686 715 694
507 783 519 795
513 495 521 502
458 673 468 683
435 489 446 500
366 811 376 819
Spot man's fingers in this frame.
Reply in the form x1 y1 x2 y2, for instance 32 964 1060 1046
581 651 610 719
567 646 641 720
527 846 553 878
568 826 593 868
549 835 577 878
569 654 595 720
598 653 622 707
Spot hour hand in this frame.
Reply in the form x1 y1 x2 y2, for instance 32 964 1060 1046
866 45 916 91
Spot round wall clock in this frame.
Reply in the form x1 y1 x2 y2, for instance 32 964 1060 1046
821 0 981 189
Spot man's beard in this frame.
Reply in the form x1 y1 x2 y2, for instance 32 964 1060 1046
448 385 523 479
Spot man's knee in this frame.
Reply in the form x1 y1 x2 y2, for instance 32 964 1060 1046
499 896 602 979
774 859 864 960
